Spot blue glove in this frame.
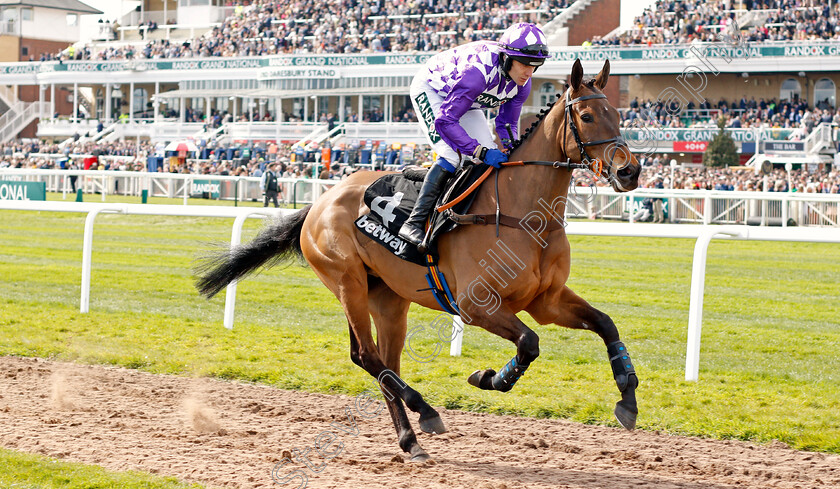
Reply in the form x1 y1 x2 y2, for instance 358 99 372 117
483 148 507 169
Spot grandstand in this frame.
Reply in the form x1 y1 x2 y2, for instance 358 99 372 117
0 0 836 184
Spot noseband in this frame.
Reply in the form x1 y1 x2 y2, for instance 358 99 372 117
564 91 627 179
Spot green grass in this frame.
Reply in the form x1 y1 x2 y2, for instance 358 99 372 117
45 191 299 208
1 209 839 458
0 448 204 489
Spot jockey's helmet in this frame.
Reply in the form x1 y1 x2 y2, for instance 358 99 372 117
498 23 550 68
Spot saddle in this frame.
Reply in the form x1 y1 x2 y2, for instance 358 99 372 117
355 164 487 266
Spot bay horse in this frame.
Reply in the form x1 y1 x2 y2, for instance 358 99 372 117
196 59 641 462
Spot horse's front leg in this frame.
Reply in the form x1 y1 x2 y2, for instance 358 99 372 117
526 285 639 430
465 305 541 393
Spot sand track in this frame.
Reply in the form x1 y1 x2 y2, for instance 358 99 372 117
0 356 838 489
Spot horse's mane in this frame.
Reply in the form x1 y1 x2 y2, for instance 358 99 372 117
508 79 599 154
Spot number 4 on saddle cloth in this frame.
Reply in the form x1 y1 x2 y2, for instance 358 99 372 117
355 164 488 314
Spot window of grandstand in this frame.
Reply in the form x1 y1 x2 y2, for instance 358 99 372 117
814 79 836 110
21 7 32 21
66 13 78 26
781 78 802 102
133 88 148 117
362 96 382 121
538 82 556 108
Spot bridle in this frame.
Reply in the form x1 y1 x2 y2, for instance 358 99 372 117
563 90 628 184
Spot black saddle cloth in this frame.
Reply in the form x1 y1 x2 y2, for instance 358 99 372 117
355 164 487 266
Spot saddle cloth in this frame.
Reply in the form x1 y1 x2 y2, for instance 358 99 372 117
355 164 485 266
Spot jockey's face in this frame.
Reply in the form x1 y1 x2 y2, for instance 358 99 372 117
509 59 536 87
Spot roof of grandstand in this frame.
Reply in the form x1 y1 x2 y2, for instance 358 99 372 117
0 0 102 14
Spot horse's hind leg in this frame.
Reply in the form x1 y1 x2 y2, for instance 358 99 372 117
368 278 434 461
527 285 639 430
305 241 443 449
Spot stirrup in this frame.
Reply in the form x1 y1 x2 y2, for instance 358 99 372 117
417 226 433 254
399 222 425 247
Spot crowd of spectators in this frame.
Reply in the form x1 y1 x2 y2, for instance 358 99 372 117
31 0 840 64
53 0 568 62
621 95 839 137
635 165 840 193
590 0 840 47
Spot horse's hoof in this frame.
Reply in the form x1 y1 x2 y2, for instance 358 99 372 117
409 449 430 462
614 400 637 430
467 369 496 390
419 414 447 434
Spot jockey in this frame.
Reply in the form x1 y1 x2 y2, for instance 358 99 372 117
398 22 550 248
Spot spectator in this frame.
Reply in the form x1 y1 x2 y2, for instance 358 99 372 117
261 161 281 207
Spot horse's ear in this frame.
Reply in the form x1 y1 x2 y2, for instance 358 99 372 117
594 59 610 90
569 59 583 91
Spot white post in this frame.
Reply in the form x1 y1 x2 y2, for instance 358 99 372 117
38 85 45 122
183 176 190 205
223 211 273 329
781 194 788 227
105 85 112 123
685 227 745 381
81 206 122 313
50 84 55 119
73 82 79 125
129 82 135 124
154 82 160 122
450 316 464 356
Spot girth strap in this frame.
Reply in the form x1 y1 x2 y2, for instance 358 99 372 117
446 210 565 232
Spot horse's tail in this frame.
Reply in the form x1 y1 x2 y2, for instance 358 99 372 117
194 205 312 298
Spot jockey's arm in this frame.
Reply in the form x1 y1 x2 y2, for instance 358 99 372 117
433 68 486 158
496 78 530 148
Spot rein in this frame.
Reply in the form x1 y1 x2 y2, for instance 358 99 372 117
436 159 588 213
433 87 628 237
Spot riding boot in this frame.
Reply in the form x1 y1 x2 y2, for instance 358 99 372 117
399 163 452 248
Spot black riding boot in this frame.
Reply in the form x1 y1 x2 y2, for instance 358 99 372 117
399 164 452 248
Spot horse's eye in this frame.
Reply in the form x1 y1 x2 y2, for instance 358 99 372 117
581 113 594 123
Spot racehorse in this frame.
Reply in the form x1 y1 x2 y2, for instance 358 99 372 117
195 59 641 462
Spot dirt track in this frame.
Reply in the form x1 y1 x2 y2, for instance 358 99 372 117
0 356 838 489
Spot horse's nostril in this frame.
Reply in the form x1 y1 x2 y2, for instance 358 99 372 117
617 164 636 179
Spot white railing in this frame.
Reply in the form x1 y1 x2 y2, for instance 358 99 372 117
0 169 339 207
0 101 48 143
0 101 25 131
543 0 592 45
0 85 19 108
0 200 290 329
341 122 427 145
448 222 840 381
3 169 839 226
805 123 835 155
569 187 840 227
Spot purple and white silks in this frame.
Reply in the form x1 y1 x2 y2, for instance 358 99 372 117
411 41 529 165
